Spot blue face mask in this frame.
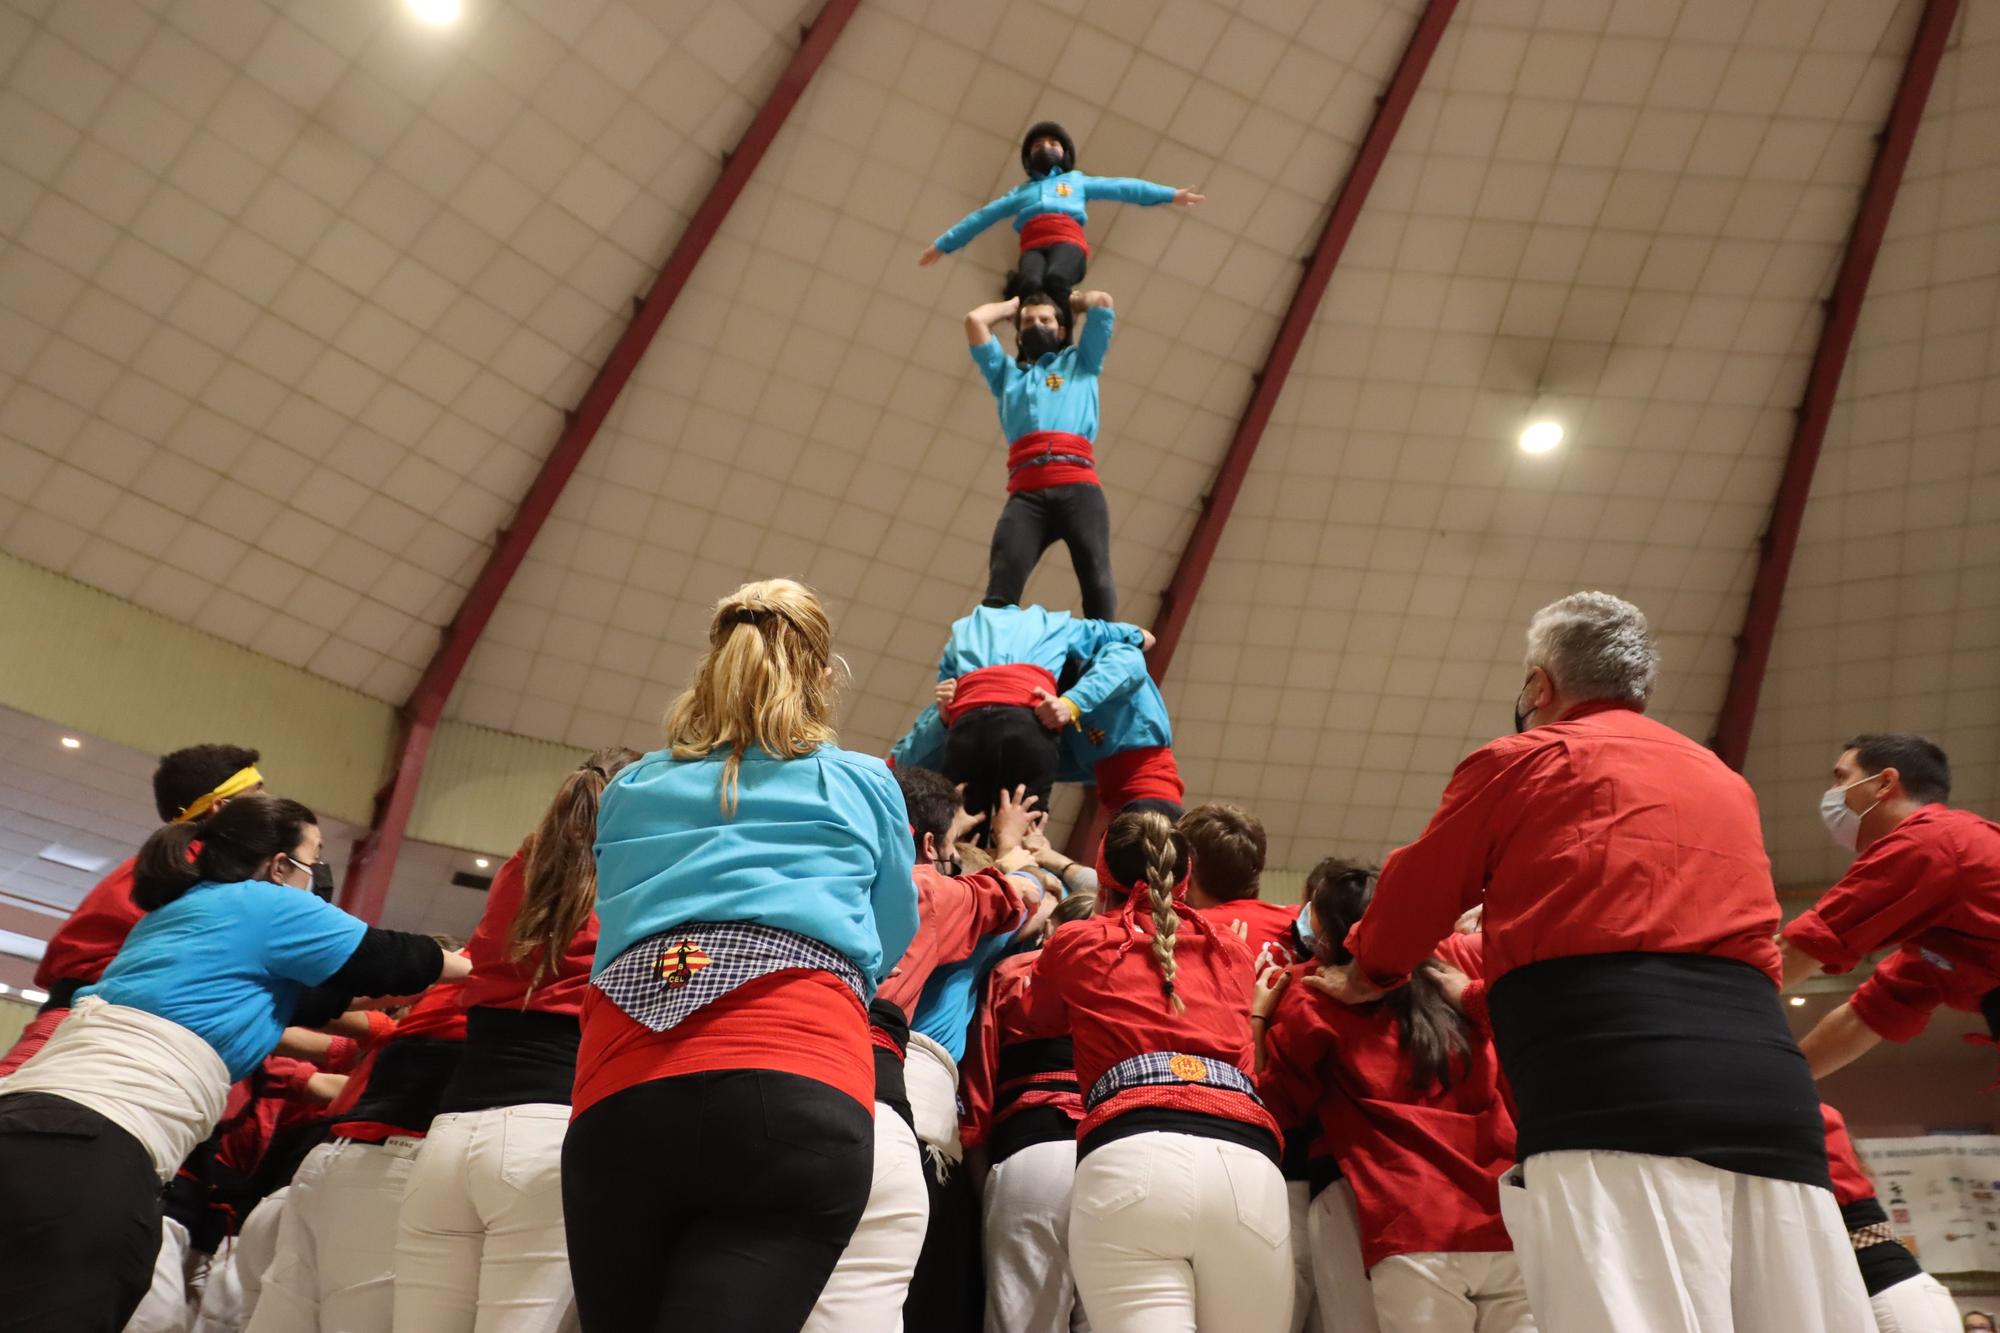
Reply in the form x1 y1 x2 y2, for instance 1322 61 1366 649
1295 903 1317 953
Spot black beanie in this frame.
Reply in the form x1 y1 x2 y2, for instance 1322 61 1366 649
1021 121 1077 176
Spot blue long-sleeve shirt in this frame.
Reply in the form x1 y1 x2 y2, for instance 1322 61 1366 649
934 170 1177 253
1056 642 1175 783
887 606 1146 768
971 307 1114 447
593 745 919 990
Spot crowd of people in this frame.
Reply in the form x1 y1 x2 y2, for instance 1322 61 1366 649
0 118 1996 1333
0 573 1991 1333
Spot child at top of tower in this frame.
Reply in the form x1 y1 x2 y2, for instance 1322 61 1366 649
918 121 1205 312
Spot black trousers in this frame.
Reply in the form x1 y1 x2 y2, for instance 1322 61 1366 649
561 1069 873 1333
943 705 1059 828
986 482 1116 621
903 1152 983 1332
1008 241 1089 312
0 1092 164 1333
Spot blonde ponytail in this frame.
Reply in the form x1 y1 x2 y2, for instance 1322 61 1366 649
664 579 838 814
1104 809 1191 1015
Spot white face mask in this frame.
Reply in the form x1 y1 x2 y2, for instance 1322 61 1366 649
1819 775 1883 852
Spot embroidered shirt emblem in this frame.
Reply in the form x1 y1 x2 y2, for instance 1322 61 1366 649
1167 1054 1209 1082
1055 182 1072 197
659 940 712 986
1045 372 1064 391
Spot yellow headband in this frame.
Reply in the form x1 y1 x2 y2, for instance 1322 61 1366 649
175 766 264 824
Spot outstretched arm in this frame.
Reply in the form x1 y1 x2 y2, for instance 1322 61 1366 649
1083 176 1203 208
1798 1001 1884 1079
930 184 1030 259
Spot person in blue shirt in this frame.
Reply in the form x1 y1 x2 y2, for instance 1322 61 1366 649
919 120 1204 313
966 287 1124 619
0 793 460 1333
1053 639 1184 819
888 603 1151 826
566 577 920 1333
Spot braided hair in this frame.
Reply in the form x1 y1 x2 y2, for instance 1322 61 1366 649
1102 809 1192 1015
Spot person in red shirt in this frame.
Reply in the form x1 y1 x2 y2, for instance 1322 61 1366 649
1029 808 1294 1333
0 744 266 1077
1181 802 1320 1333
807 769 1041 1333
393 747 637 1333
1258 859 1528 1333
1781 734 2000 1079
962 888 1097 1333
249 976 467 1333
1314 592 1870 1333
1819 1102 1963 1331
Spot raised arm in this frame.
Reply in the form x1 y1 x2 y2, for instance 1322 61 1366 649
966 296 1021 348
1072 290 1116 376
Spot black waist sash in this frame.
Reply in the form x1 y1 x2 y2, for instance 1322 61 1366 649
1488 952 1830 1191
439 1008 577 1114
868 998 914 1130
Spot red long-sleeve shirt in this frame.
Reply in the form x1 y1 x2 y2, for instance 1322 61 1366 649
875 865 1025 1023
1197 898 1306 975
1348 702 1783 989
1259 934 1515 1271
1029 890 1277 1142
35 857 144 989
457 851 597 1016
1785 806 2000 1041
960 949 1081 1149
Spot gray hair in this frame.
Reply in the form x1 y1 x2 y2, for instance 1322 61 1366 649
1524 591 1658 707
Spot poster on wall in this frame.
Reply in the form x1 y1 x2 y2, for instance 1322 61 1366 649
1856 1135 2000 1274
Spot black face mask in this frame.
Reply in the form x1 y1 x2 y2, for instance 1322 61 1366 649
311 861 336 903
1018 323 1065 362
1029 145 1065 175
1513 674 1537 734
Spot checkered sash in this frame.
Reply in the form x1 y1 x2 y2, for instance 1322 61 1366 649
592 921 868 1033
1085 1051 1262 1111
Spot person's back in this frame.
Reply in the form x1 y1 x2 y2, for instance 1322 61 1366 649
562 578 919 1333
1336 591 1871 1333
1439 703 1781 983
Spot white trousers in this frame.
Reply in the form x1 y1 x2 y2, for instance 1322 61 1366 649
189 1188 288 1333
804 1105 930 1333
1306 1181 1379 1333
1069 1131 1294 1333
1869 1272 1962 1332
248 1138 419 1333
125 1216 194 1333
983 1138 1087 1333
1286 1181 1315 1333
904 1034 963 1168
1497 1150 1873 1333
1368 1252 1533 1333
392 1105 575 1333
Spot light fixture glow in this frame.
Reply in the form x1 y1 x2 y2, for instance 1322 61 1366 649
474 857 491 869
21 989 47 1005
406 0 462 26
1788 995 1807 1007
1519 419 1564 454
59 737 81 749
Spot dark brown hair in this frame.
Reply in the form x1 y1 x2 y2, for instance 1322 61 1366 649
133 793 316 911
1305 855 1470 1093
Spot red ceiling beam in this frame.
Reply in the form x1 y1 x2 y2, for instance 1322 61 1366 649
1709 0 1959 772
1067 0 1463 858
342 0 863 920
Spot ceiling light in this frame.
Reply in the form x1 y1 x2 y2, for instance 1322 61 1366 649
59 737 80 749
1519 419 1563 454
1788 995 1807 1007
406 0 462 25
474 857 490 869
21 988 47 1005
